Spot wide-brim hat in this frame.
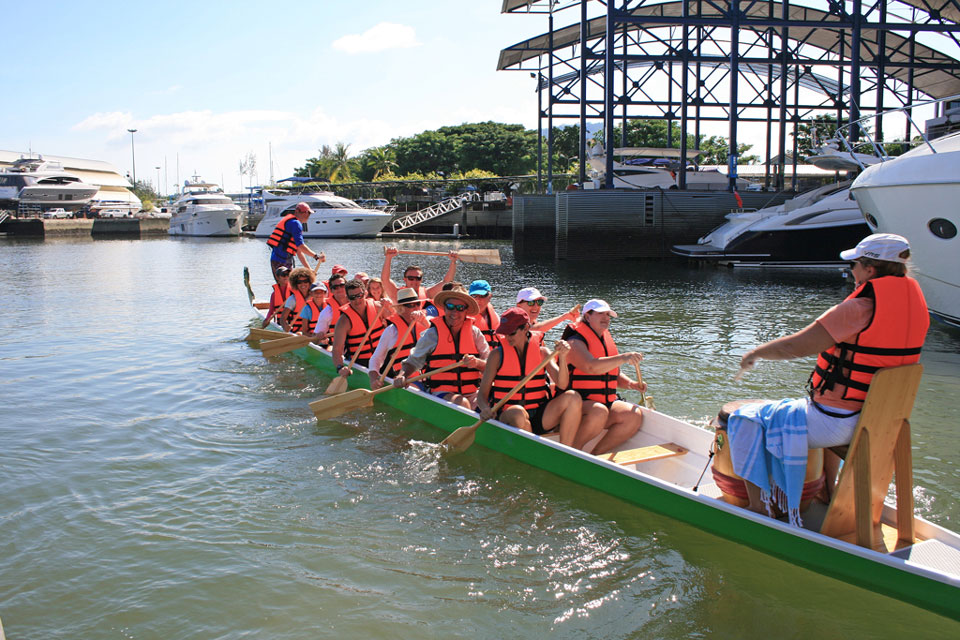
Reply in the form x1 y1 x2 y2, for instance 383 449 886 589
396 287 430 306
434 289 480 315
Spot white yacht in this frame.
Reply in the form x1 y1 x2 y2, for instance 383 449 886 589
0 156 98 210
253 186 391 239
168 179 244 237
672 180 869 266
583 145 749 191
852 125 960 328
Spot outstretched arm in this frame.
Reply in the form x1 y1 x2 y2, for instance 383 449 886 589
740 321 835 370
381 246 400 300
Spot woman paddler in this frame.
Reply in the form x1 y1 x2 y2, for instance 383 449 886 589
392 289 489 409
469 279 500 347
516 287 580 335
278 268 315 333
262 265 292 328
476 307 583 446
560 299 645 455
291 282 327 335
725 233 930 522
331 279 387 376
367 287 430 389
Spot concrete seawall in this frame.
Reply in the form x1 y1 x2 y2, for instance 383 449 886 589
0 218 169 238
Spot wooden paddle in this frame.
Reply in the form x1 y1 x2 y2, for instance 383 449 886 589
309 359 467 420
441 349 559 454
261 334 314 357
635 364 655 410
395 249 501 265
376 316 418 387
246 328 295 341
324 305 386 395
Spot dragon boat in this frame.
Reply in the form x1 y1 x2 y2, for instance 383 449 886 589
244 267 960 620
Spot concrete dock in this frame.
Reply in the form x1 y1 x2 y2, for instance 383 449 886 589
0 218 169 238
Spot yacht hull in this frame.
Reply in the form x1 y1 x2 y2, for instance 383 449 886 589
169 209 243 237
852 131 960 328
254 211 390 238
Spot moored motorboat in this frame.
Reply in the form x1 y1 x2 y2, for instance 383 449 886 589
168 179 244 237
848 96 960 328
244 267 960 620
672 180 870 266
0 155 98 211
583 145 750 191
253 182 391 239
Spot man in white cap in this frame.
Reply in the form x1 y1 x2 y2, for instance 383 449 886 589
560 299 646 455
726 232 929 523
516 287 580 335
266 201 325 281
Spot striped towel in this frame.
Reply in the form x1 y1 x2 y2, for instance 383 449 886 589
727 398 809 527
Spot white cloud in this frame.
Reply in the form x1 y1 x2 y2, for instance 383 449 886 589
331 22 420 54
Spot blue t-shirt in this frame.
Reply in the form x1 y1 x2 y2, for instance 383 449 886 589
270 216 305 263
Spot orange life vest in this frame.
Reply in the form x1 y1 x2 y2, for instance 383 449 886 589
340 299 385 366
809 275 929 403
292 299 322 334
266 214 299 255
286 289 307 330
490 331 551 410
563 321 620 406
423 316 482 395
474 304 500 348
380 313 429 376
270 282 291 310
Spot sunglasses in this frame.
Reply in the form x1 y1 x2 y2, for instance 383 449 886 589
522 299 545 306
471 293 490 299
277 273 289 278
294 279 310 285
444 301 467 312
403 302 422 308
347 292 365 301
405 275 423 281
330 283 345 289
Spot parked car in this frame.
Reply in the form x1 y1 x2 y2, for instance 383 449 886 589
99 209 128 218
42 208 70 219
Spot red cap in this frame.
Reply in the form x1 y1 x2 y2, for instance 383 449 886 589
331 264 348 275
495 307 531 336
294 202 313 215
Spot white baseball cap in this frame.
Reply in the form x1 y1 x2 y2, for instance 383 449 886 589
517 287 546 303
583 299 618 317
840 233 910 263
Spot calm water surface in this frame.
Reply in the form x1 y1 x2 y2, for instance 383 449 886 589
1 236 958 639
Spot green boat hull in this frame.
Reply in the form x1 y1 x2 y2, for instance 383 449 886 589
244 267 960 621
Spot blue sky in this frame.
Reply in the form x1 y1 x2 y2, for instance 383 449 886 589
0 1 548 193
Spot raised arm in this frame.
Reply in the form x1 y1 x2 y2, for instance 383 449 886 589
380 247 400 300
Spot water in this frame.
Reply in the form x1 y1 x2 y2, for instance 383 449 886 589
1 236 958 639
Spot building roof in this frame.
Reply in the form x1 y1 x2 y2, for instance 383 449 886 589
0 150 132 188
498 1 960 99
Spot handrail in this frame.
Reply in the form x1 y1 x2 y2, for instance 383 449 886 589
390 193 477 232
834 93 960 159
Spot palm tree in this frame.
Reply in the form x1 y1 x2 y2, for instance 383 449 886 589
365 146 398 180
329 142 354 182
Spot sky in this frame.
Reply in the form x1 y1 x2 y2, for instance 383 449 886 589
0 1 550 194
2 1 954 195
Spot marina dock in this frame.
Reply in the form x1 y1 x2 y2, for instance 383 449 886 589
0 217 169 238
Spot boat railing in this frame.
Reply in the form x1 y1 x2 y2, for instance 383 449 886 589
390 193 478 232
834 93 960 161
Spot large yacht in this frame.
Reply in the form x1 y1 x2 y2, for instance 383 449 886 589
253 185 391 239
672 180 869 266
851 124 960 328
168 179 244 237
0 156 99 211
583 144 749 191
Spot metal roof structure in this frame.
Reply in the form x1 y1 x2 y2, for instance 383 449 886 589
497 0 960 190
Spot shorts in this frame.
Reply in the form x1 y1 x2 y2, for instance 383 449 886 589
499 402 552 435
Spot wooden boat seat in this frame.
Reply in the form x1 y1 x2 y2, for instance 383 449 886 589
253 300 270 310
819 364 923 550
597 442 687 466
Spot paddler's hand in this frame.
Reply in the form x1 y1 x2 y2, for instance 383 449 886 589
479 406 495 421
564 304 581 321
622 352 643 367
625 378 647 392
740 349 759 372
554 339 571 358
392 373 407 389
385 246 399 258
462 354 482 369
369 371 383 390
337 365 351 378
448 250 458 262
315 252 325 264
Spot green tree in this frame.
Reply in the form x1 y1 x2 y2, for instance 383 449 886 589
360 146 398 181
328 142 355 182
392 130 460 176
698 136 759 165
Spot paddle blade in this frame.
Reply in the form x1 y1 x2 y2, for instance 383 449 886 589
248 328 292 341
458 249 501 265
441 421 482 454
309 388 372 420
324 374 349 396
261 335 313 357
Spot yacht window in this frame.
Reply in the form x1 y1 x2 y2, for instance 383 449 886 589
929 218 957 239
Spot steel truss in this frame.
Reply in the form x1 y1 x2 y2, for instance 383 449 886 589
499 0 960 191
